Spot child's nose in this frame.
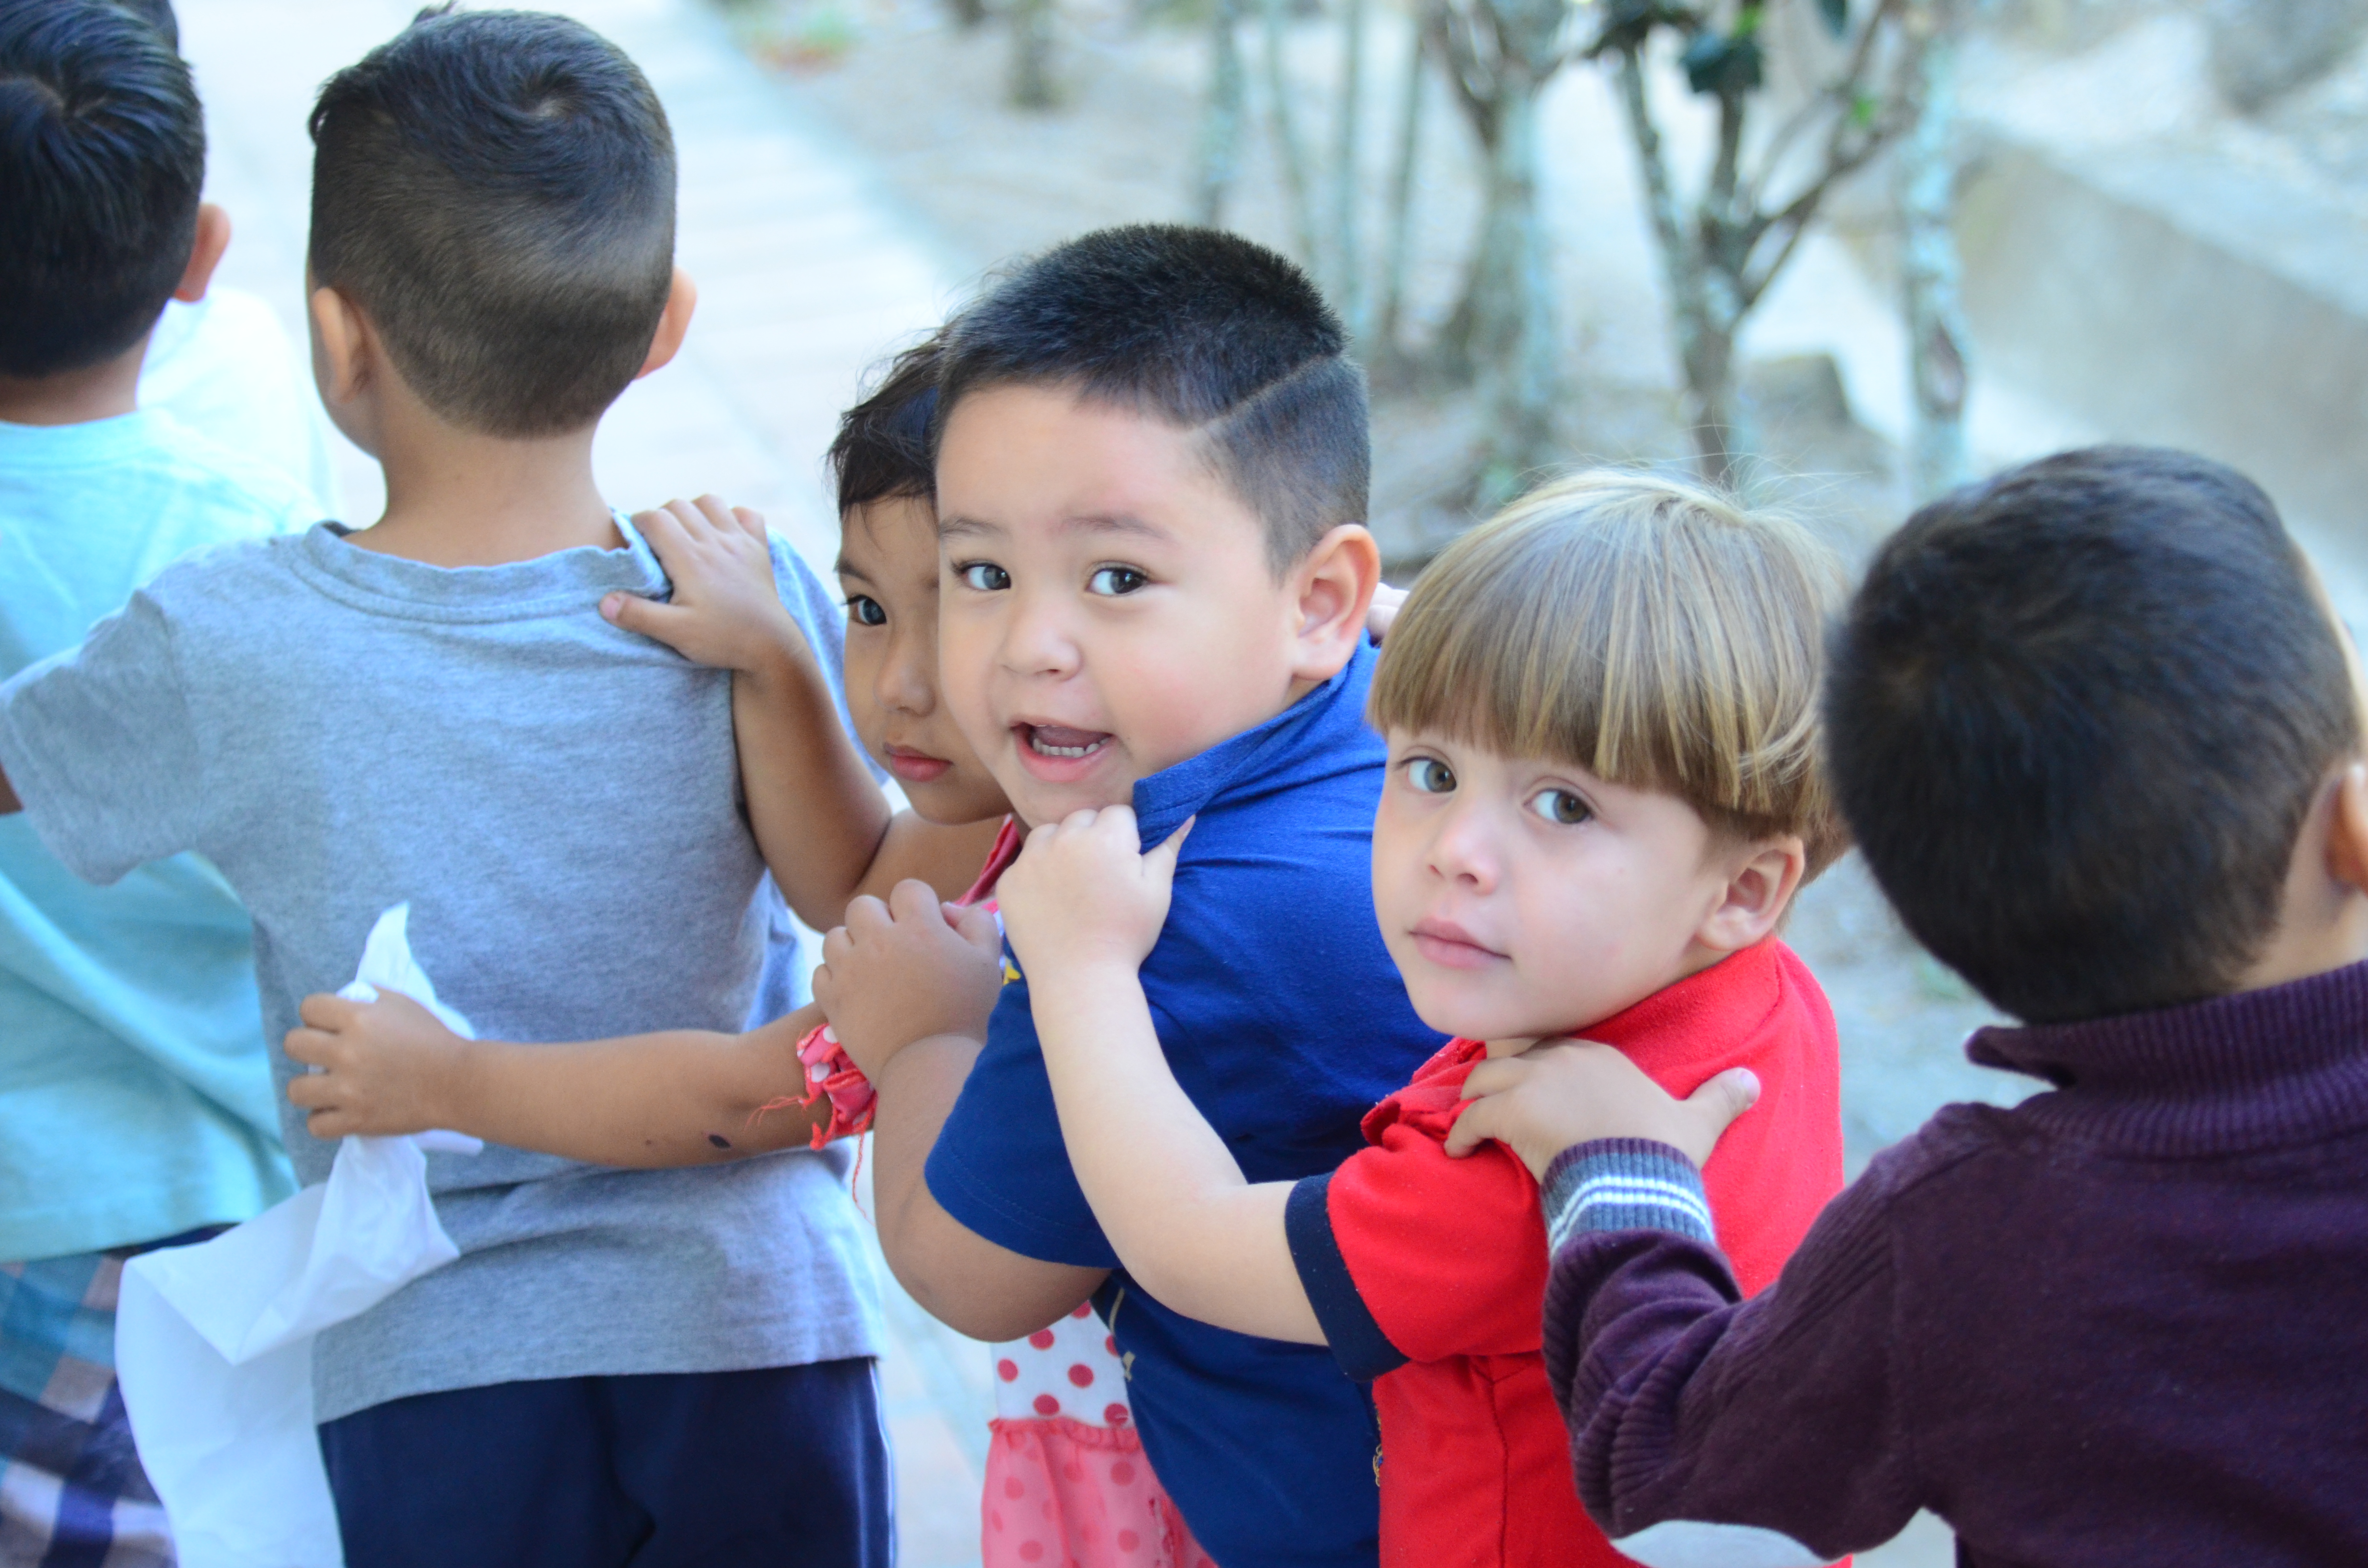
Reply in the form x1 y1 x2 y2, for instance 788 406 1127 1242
1429 806 1501 890
878 638 935 714
997 593 1080 678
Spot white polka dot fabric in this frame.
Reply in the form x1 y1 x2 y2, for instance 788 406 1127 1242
989 1302 1133 1426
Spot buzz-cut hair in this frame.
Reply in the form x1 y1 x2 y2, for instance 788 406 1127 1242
1827 446 2361 1024
307 7 676 438
934 224 1369 576
1371 470 1850 874
0 0 202 378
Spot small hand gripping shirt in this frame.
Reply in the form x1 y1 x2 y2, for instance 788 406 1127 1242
1283 938 1844 1568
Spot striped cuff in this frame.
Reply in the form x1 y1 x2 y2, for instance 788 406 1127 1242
1541 1139 1715 1257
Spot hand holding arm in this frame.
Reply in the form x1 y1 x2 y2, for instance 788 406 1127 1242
812 880 1004 1082
602 496 891 929
1443 1039 1762 1179
997 808 1323 1345
811 883 1107 1339
284 990 826 1165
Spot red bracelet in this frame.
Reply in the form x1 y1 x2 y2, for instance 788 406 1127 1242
782 1021 876 1150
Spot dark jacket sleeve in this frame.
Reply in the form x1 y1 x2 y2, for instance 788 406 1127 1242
1538 1140 1924 1565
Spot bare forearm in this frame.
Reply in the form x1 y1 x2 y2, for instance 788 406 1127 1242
869 1034 1109 1340
445 1007 826 1167
853 812 1009 904
737 647 893 929
1033 967 1321 1344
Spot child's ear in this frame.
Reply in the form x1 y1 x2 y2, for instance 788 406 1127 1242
172 203 232 304
1288 524 1381 684
636 268 699 380
308 281 383 453
2324 761 2368 894
1695 835 1807 956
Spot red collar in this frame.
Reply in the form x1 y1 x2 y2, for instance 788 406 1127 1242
957 817 1025 907
1363 941 1791 1146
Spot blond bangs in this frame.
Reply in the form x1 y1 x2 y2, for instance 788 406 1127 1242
1370 471 1851 872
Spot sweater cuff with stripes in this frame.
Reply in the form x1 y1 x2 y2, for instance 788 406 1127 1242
1540 1139 1716 1258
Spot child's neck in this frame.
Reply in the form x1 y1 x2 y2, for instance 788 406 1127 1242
0 339 147 428
347 404 622 569
1482 944 1737 1060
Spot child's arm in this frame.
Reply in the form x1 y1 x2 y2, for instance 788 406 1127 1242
599 497 997 919
811 883 1114 1341
283 991 827 1165
1529 1139 1918 1560
992 808 1327 1346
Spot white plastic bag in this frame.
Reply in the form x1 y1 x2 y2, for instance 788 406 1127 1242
116 905 481 1568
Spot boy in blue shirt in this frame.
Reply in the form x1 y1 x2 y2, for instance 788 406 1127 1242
0 5 316 1561
812 226 1448 1568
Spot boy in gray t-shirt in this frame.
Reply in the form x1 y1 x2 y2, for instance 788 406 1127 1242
0 13 935 1566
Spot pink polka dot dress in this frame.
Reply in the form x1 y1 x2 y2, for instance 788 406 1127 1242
983 1302 1209 1568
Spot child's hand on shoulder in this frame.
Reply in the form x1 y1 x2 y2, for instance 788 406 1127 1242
602 495 808 676
1443 1039 1762 1181
999 807 1190 982
284 990 472 1140
814 880 1005 1080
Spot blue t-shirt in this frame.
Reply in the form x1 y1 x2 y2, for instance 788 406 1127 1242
927 639 1446 1568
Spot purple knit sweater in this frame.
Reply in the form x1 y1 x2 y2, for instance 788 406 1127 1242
1537 958 2368 1567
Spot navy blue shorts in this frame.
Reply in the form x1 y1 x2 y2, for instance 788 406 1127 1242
319 1359 890 1568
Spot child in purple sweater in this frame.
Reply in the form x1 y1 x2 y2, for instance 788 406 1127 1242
1449 446 2368 1567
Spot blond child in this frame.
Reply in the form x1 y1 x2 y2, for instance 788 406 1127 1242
992 472 1850 1568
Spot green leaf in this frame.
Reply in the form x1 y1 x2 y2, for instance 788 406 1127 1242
1850 89 1878 127
1818 0 1848 36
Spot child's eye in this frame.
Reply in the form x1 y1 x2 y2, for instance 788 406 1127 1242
1086 566 1149 597
847 595 887 627
1528 788 1592 826
956 562 1011 592
1405 757 1456 794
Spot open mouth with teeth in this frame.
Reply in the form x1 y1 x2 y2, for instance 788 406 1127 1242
1019 723 1113 760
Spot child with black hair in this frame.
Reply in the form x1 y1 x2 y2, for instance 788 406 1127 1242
805 224 1443 1568
0 4 315 1561
1455 446 2368 1566
0 10 977 1565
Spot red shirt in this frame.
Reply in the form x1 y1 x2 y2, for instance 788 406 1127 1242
1282 938 1844 1568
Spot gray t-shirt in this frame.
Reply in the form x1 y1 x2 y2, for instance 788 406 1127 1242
0 520 883 1421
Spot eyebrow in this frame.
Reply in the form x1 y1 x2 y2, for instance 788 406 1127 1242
832 558 875 585
1061 513 1173 544
934 512 1173 544
936 514 1003 542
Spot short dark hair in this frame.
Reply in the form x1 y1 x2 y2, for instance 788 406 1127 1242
110 0 175 51
829 334 942 518
308 7 675 438
1827 446 2360 1025
0 0 202 378
935 224 1369 573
